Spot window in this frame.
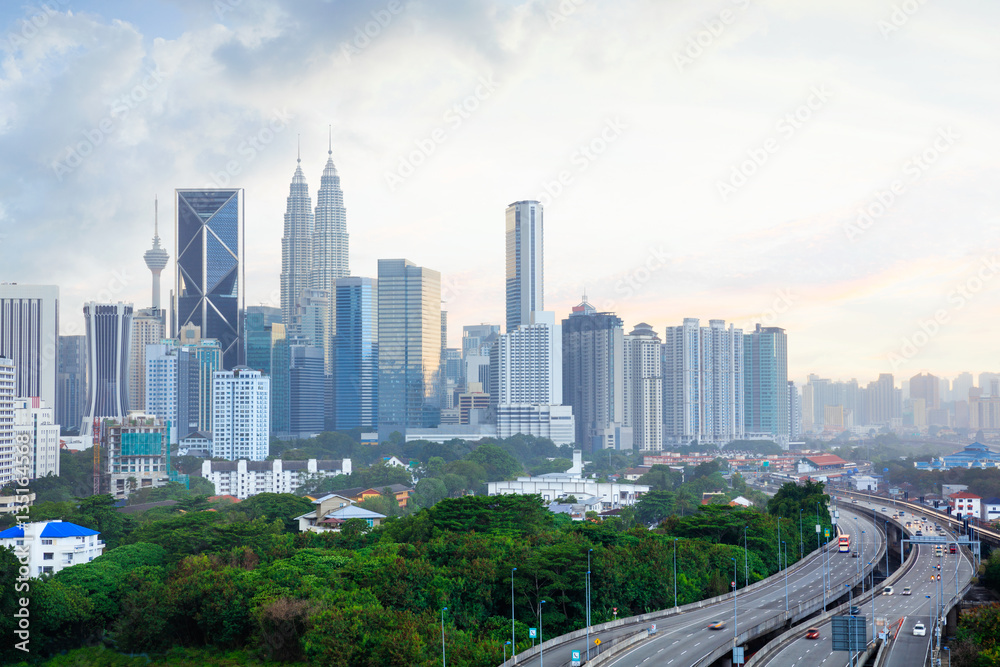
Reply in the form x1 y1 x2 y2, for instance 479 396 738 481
43 553 53 560
41 539 52 545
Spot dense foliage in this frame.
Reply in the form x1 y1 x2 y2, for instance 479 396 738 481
0 481 827 666
952 603 1000 666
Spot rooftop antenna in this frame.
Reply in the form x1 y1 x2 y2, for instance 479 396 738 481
297 134 301 164
328 125 332 156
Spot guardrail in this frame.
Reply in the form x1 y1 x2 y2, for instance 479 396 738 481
499 513 881 667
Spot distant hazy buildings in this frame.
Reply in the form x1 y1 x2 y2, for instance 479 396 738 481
0 284 59 410
910 372 941 411
788 381 802 440
505 201 544 332
56 335 87 434
623 323 663 452
662 318 744 446
82 302 133 435
377 259 441 433
332 277 378 431
563 298 630 451
743 324 788 444
212 368 270 461
243 306 282 375
174 189 244 370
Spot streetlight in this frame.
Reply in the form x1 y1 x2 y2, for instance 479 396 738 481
511 568 517 659
731 557 738 643
743 525 749 586
539 600 547 667
504 641 511 663
869 560 876 642
777 517 782 572
816 502 822 553
441 607 448 667
846 584 855 667
799 509 804 559
782 540 788 613
673 538 679 609
587 549 593 661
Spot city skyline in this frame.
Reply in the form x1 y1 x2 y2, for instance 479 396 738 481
0 1 998 382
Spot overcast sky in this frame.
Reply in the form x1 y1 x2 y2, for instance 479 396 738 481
1 0 997 386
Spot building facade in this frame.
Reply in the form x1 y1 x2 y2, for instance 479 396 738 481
128 307 166 413
0 358 15 487
0 284 59 410
0 521 104 577
505 201 544 332
174 189 244 369
289 343 324 438
495 404 575 445
623 323 663 452
13 397 60 480
212 367 270 461
280 156 315 329
104 415 170 498
743 324 788 444
56 334 87 434
82 302 133 435
312 141 350 373
377 259 441 432
200 458 351 499
333 277 378 430
491 311 562 405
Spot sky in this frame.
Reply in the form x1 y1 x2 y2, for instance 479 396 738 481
0 0 998 386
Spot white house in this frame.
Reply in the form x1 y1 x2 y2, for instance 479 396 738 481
852 475 879 492
949 491 982 520
199 458 351 499
982 497 1000 522
295 494 386 532
0 520 104 577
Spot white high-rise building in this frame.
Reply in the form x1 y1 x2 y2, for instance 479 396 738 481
505 201 544 332
491 311 562 405
496 404 575 445
280 153 315 328
13 397 60 479
624 323 663 452
0 358 15 487
662 318 744 445
82 302 133 435
312 135 349 373
146 343 179 444
0 284 59 410
212 367 270 461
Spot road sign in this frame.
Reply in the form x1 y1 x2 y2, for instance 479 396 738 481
762 461 769 467
595 638 601 646
733 646 744 664
831 615 868 651
816 524 821 533
529 628 537 639
825 527 830 538
571 649 581 666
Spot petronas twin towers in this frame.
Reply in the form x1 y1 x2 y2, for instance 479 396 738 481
280 136 349 368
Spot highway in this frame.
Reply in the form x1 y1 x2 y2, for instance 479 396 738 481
591 507 881 667
756 500 975 667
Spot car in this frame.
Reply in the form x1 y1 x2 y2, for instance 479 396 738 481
916 531 923 536
881 507 888 512
902 587 912 595
913 622 926 637
850 606 860 615
805 628 820 639
884 586 894 595
708 621 726 630
852 551 859 558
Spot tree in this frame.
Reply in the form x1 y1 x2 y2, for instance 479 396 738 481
467 443 523 481
635 490 675 525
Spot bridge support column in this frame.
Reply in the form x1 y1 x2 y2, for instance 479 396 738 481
947 606 959 636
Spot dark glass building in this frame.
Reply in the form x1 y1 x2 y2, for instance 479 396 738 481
332 277 377 430
173 189 244 370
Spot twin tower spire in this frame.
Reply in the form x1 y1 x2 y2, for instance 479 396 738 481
280 129 349 332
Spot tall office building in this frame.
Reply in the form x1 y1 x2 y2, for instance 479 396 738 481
788 381 801 440
56 335 87 433
289 343 324 438
623 323 663 452
505 201 544 332
0 284 59 410
563 298 629 450
14 398 60 479
312 135 350 373
910 372 941 411
332 277 378 431
212 367 270 461
280 155 314 328
146 331 220 445
143 198 170 311
0 358 16 487
128 308 166 412
377 259 442 432
174 189 244 370
743 324 788 443
269 323 290 435
243 306 282 375
662 318 744 445
82 302 133 435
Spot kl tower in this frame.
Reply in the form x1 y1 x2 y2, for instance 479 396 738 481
143 197 169 313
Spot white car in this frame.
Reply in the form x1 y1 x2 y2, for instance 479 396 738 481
884 586 894 595
913 622 926 636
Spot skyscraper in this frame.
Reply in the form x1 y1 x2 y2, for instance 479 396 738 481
174 188 244 370
56 335 87 433
143 197 169 312
864 373 900 426
377 259 441 431
146 331 221 444
910 372 941 410
212 367 270 461
333 277 378 431
505 201 544 332
243 306 282 375
82 302 133 435
491 311 562 406
743 324 788 444
662 318 744 445
0 358 15 487
269 324 290 435
563 298 629 450
289 343 324 438
0 284 59 409
788 380 801 440
623 323 663 452
312 134 350 372
128 309 165 413
280 154 314 328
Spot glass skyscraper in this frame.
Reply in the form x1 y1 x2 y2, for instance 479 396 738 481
333 277 377 430
280 158 314 328
743 324 789 443
313 139 350 373
173 189 244 370
82 302 133 435
505 201 544 332
377 259 441 431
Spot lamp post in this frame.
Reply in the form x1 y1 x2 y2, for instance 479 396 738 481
731 557 738 643
816 502 821 553
511 568 517 659
673 538 679 609
744 525 749 586
441 607 448 667
846 584 855 667
504 641 511 663
777 517 782 572
799 509 804 559
782 540 788 613
587 549 592 660
539 600 546 667
869 560 876 642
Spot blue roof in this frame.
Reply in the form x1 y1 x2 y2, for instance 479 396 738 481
0 522 99 540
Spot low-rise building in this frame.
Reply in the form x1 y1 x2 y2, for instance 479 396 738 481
982 497 1000 522
488 474 648 509
199 458 351 499
295 494 386 532
949 491 982 520
852 475 879 492
0 520 105 577
329 483 414 508
0 492 35 515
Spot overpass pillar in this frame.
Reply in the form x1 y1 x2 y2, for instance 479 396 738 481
947 606 959 636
